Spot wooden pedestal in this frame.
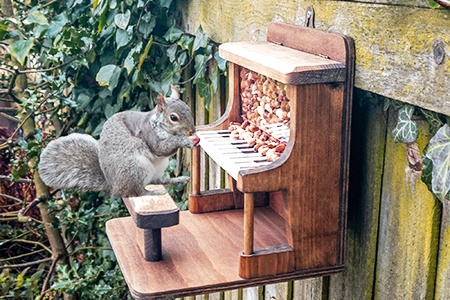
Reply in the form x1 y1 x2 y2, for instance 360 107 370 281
106 207 344 299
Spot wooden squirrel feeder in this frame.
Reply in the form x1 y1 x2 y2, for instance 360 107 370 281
106 21 354 299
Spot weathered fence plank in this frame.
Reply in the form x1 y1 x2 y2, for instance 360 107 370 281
435 201 450 300
264 282 291 299
329 93 387 300
180 0 450 115
374 110 441 300
292 278 323 299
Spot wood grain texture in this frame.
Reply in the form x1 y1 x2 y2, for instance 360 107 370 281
435 200 450 300
179 0 450 115
328 93 387 300
107 208 342 299
374 111 440 300
189 24 352 283
219 41 346 84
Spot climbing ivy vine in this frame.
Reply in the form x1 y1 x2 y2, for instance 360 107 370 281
389 100 450 204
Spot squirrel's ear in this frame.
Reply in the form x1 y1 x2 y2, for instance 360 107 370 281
170 85 180 100
156 93 166 113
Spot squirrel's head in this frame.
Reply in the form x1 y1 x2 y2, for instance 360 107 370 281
155 88 195 137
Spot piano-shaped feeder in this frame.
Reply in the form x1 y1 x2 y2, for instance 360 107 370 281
106 22 354 299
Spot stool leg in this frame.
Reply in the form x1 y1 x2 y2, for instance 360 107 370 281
144 228 162 261
243 193 254 255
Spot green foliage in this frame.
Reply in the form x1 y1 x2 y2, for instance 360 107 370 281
424 124 450 202
392 104 418 143
390 101 450 204
1 0 224 298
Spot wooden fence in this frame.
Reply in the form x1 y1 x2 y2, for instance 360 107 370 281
180 82 450 299
174 0 450 297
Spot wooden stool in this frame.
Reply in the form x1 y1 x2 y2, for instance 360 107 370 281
122 185 179 261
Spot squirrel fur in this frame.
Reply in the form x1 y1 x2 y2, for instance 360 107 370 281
39 90 198 198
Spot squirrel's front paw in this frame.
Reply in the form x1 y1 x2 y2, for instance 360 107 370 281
189 136 200 146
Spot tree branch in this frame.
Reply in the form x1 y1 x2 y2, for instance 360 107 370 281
0 257 52 269
0 249 46 263
39 254 60 299
10 239 52 254
0 112 19 123
18 58 76 74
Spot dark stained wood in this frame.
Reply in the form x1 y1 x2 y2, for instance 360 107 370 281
107 208 344 300
137 228 163 262
123 186 180 262
123 187 179 229
189 23 353 278
189 189 236 213
267 22 348 65
239 245 295 279
108 22 353 297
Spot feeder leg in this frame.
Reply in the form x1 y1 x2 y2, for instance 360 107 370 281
192 146 201 195
244 193 254 255
143 228 162 261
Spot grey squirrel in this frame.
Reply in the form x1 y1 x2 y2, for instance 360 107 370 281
39 89 199 198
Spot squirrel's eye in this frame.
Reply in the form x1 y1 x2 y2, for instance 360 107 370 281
170 113 179 122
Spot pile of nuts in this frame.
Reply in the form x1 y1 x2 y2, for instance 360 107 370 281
228 68 291 162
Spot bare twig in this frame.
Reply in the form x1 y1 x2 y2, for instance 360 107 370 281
0 175 32 183
0 257 52 269
18 58 76 74
39 254 60 299
0 249 46 263
0 112 20 122
7 69 21 104
0 193 23 203
22 197 45 216
10 239 52 254
0 66 14 74
0 107 17 113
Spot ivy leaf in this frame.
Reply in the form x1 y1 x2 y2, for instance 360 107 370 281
163 27 183 43
96 64 122 91
115 28 130 49
192 26 208 55
158 0 173 8
211 63 219 93
23 11 49 26
428 0 442 8
425 124 450 202
196 78 211 109
421 108 443 134
214 51 227 71
392 104 418 143
9 38 34 66
138 12 155 39
46 13 69 38
114 10 130 30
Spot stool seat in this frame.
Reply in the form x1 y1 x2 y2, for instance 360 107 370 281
122 185 180 261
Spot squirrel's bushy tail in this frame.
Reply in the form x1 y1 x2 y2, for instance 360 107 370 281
39 133 110 193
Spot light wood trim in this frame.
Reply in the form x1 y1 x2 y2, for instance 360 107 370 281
243 193 255 255
192 145 201 195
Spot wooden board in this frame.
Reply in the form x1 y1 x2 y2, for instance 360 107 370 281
435 201 450 299
107 207 344 299
219 41 346 84
373 111 440 299
179 0 450 115
328 92 387 299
